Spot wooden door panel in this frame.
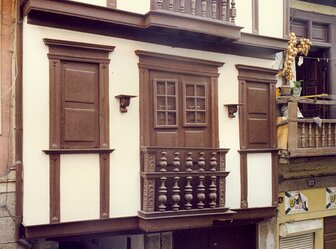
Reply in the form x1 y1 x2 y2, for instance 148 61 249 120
154 131 178 147
184 130 206 147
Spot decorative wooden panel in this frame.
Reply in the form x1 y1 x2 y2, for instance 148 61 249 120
312 23 328 43
290 20 307 39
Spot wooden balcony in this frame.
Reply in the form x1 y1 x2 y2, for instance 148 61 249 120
277 96 336 160
147 0 241 40
151 0 237 23
139 147 231 219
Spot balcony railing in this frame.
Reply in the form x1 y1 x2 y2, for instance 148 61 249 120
151 0 236 23
139 147 230 219
277 96 336 159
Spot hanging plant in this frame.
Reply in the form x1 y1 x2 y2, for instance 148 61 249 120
278 32 312 81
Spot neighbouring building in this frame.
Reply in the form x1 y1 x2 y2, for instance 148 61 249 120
0 0 20 248
276 1 336 249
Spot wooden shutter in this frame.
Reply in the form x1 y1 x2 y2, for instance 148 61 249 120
324 216 336 249
61 61 99 148
236 64 277 150
280 233 314 249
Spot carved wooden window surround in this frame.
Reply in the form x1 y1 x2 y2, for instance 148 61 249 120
43 38 115 151
43 39 115 223
136 50 223 148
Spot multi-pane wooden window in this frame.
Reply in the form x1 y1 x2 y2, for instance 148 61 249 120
154 79 178 127
137 50 222 148
184 82 207 126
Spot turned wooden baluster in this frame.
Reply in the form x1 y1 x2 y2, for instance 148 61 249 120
172 176 180 211
197 152 206 208
201 0 207 17
308 123 313 147
191 0 196 15
221 0 227 21
168 0 174 11
211 0 217 18
185 152 193 209
180 0 185 13
322 123 326 147
172 152 180 211
173 152 180 172
158 151 168 211
301 123 306 148
158 177 167 211
315 124 320 148
160 151 168 172
230 0 236 23
209 152 217 208
328 123 332 147
210 152 217 171
197 175 205 209
198 152 205 172
186 152 193 172
156 0 163 9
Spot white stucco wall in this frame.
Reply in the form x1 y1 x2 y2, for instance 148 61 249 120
69 0 107 7
259 0 283 38
247 153 272 208
22 18 276 224
235 0 252 33
60 154 100 222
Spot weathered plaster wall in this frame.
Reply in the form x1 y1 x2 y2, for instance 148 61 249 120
0 0 19 248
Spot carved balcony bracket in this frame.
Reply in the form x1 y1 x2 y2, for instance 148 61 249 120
115 94 137 113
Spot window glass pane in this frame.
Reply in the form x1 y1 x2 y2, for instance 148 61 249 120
186 84 195 96
186 97 195 110
167 82 176 95
157 81 166 95
196 85 205 97
167 112 176 125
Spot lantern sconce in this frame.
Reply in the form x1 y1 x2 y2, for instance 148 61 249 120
224 104 243 118
115 94 137 113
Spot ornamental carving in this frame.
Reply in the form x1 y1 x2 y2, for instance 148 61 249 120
143 180 155 212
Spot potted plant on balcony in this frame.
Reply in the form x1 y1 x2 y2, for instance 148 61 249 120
291 80 303 97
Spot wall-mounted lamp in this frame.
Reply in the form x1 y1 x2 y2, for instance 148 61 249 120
224 104 243 118
115 94 137 113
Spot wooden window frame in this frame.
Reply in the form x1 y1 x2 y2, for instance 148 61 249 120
44 38 115 151
183 81 208 127
136 50 223 148
153 78 179 128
